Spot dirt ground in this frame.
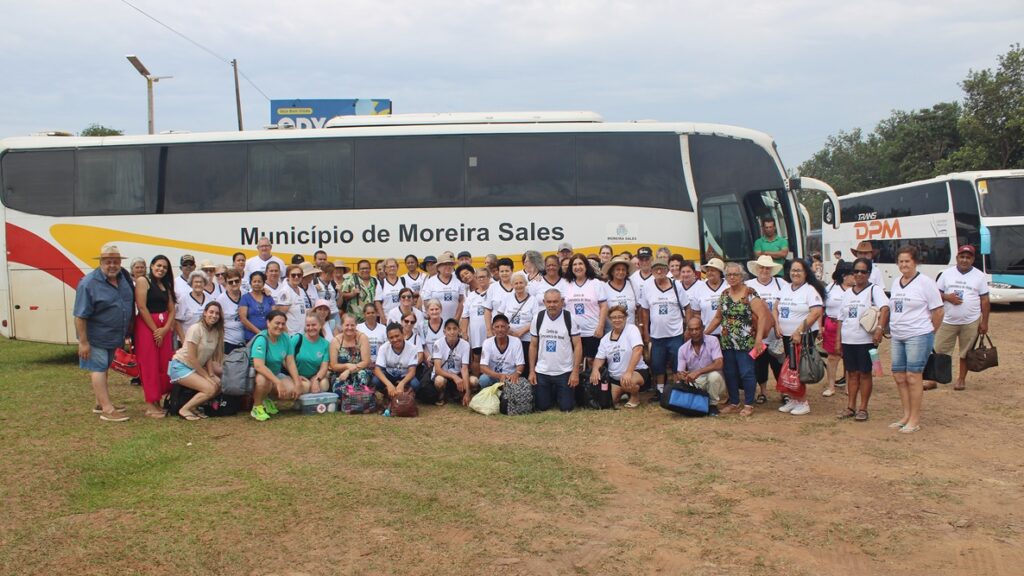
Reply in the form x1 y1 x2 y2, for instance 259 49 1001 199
1 308 1022 576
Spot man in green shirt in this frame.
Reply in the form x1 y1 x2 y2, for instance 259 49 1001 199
752 216 789 276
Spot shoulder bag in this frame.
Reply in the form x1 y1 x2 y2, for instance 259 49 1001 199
965 334 998 372
798 331 825 384
859 284 881 333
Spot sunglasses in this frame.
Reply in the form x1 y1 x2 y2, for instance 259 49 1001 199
215 273 224 277
227 279 241 285
289 273 302 278
401 295 414 299
402 319 417 324
853 270 869 275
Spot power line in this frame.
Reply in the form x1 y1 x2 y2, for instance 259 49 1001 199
119 0 271 101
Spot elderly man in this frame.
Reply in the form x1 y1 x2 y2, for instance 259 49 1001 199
930 245 990 391
74 244 135 422
243 236 286 288
674 316 726 408
529 288 583 412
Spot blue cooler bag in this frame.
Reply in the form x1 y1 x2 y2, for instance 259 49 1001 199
298 392 339 415
660 382 710 417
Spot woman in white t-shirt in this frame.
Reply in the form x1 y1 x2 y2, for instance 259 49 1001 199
563 254 608 365
175 271 211 343
772 259 825 416
688 261 727 337
166 301 224 420
401 254 426 305
602 256 639 328
591 306 648 408
276 264 312 335
356 302 388 365
836 258 889 422
375 258 406 321
386 288 425 340
887 246 944 433
216 268 246 353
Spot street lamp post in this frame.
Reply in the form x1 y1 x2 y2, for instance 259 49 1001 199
126 55 172 135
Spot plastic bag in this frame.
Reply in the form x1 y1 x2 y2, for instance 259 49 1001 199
469 382 503 415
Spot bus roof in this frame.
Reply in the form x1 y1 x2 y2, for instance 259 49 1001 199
324 111 605 127
0 113 779 155
839 170 1024 200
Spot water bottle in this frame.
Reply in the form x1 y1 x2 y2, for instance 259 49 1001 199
869 348 883 376
382 408 391 417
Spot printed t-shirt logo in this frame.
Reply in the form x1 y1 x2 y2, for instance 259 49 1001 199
659 303 668 315
780 306 790 319
893 299 904 313
575 303 585 315
545 340 557 353
444 292 453 302
612 351 621 363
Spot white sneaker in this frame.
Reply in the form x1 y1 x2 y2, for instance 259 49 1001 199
790 401 811 416
779 400 797 413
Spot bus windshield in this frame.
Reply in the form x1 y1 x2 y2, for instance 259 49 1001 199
979 178 1024 217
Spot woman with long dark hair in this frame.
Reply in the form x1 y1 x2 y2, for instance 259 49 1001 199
773 258 826 416
562 253 608 367
133 254 177 418
167 301 224 420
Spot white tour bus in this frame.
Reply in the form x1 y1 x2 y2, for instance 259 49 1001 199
820 170 1024 302
1 111 812 344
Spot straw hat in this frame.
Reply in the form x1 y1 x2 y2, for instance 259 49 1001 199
299 262 318 277
199 259 216 270
704 258 726 273
746 254 783 276
601 255 636 277
94 244 127 260
437 254 455 265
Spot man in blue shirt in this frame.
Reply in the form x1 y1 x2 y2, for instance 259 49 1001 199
73 244 135 422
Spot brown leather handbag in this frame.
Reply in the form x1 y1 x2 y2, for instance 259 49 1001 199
965 334 998 373
389 388 419 417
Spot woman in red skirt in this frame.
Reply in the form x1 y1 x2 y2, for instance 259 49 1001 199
134 255 177 417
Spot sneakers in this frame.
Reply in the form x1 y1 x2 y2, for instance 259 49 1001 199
250 405 270 421
790 401 811 416
779 400 797 413
263 398 279 415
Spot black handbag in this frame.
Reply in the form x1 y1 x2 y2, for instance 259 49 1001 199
923 352 953 384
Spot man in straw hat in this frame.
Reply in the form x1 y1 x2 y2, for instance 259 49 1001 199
745 254 787 403
851 240 884 288
73 244 135 422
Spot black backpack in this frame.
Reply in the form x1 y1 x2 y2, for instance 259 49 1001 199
164 383 199 417
578 367 615 409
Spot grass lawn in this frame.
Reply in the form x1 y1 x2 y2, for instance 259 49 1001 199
2 320 1023 576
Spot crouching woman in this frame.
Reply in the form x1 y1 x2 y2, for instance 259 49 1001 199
250 310 302 421
371 322 421 400
167 301 225 420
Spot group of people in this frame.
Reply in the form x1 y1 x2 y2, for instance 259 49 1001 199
74 219 990 433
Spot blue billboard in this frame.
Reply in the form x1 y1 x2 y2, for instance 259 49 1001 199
270 99 392 128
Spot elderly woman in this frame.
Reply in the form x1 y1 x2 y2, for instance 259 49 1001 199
745 255 788 404
277 264 312 335
689 258 728 340
291 312 331 394
836 258 888 421
330 313 372 392
602 256 638 328
887 246 943 433
249 310 302 421
500 272 539 378
167 301 224 420
134 255 177 418
239 271 276 342
175 271 211 343
129 257 147 283
773 259 826 416
522 250 544 288
706 262 769 417
591 305 648 408
216 268 246 353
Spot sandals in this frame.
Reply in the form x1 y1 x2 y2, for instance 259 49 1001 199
954 381 966 391
93 405 127 414
755 394 767 405
178 410 201 421
739 405 754 417
854 409 869 422
837 407 856 419
623 401 640 409
144 410 166 419
888 421 907 429
899 424 921 434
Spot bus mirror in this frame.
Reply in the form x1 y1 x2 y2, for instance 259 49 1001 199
980 225 991 255
822 199 836 228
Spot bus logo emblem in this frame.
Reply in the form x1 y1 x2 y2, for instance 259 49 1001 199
855 219 902 240
616 224 628 236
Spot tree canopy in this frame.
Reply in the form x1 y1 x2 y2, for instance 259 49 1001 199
80 124 123 137
799 44 1024 195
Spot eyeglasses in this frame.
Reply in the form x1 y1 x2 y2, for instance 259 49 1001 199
401 295 414 299
852 270 869 275
725 272 743 277
289 273 302 278
402 319 416 324
227 279 241 285
215 273 224 277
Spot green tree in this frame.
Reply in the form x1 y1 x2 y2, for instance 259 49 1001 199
797 128 884 194
80 124 123 137
875 102 962 183
950 43 1024 169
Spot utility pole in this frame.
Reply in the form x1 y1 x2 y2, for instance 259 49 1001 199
232 59 243 131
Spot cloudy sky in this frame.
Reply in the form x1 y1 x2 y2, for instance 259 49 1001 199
1 0 1020 166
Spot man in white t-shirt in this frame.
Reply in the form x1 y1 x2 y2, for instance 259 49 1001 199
932 245 990 391
479 314 525 389
243 236 286 290
420 254 465 322
852 241 884 289
529 288 582 412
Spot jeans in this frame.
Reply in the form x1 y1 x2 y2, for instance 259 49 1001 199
534 372 574 412
650 335 684 376
371 370 420 393
478 374 503 388
722 349 757 406
891 332 935 373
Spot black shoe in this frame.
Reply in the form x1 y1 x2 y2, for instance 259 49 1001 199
780 394 790 405
651 390 662 402
836 376 847 387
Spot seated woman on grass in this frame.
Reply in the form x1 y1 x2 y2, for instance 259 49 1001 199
167 301 224 420
250 310 302 422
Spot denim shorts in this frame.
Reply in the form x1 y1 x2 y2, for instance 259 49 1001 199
891 332 935 374
167 358 196 383
79 346 116 372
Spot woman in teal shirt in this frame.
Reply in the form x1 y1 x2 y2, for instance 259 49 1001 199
291 313 331 394
250 310 301 421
